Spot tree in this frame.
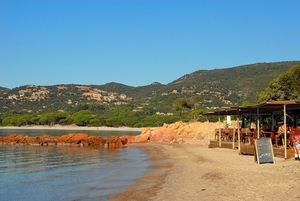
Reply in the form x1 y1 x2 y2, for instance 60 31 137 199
241 100 253 106
16 114 37 126
173 98 189 117
1 116 18 126
39 112 59 126
72 110 94 126
257 65 300 103
188 95 201 120
106 117 119 127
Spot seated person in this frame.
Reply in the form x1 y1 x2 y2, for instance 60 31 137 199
277 122 290 145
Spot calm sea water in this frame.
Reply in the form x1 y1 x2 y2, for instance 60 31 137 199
0 129 152 201
0 128 141 137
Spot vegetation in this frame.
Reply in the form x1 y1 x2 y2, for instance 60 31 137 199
257 64 300 102
0 61 299 127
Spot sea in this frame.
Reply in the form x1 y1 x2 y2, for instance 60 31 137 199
0 129 152 201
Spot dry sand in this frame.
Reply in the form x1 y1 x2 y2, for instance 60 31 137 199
109 139 300 201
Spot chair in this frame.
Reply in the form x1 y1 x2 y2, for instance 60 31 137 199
250 129 258 145
286 128 295 149
275 133 282 147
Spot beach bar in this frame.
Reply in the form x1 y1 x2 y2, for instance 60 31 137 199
206 100 300 159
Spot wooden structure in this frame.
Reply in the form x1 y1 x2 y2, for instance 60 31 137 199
206 100 300 159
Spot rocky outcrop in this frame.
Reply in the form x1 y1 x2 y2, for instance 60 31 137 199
106 136 125 149
81 136 105 146
0 121 219 147
2 134 26 144
56 133 90 145
1 133 109 148
122 121 219 144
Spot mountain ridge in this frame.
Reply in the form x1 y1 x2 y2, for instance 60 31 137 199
1 61 300 115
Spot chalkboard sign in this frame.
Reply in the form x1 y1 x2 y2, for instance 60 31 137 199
254 138 275 164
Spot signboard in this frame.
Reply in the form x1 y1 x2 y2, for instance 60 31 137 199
254 138 275 164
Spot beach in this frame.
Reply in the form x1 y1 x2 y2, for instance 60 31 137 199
110 139 300 201
2 125 300 200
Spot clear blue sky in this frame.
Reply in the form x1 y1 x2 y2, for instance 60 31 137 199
1 0 299 89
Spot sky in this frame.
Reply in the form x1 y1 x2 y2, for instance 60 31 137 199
1 0 299 89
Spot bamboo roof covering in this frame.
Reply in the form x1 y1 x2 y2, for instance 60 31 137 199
206 100 300 116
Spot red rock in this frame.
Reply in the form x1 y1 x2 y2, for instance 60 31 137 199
1 133 123 148
141 127 152 134
39 135 58 146
120 135 137 144
120 135 131 144
24 136 43 145
106 136 124 149
68 133 89 144
56 134 71 144
56 133 89 144
3 134 25 144
150 127 176 142
135 132 151 143
81 136 105 146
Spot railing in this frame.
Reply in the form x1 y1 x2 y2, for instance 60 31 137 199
214 127 300 148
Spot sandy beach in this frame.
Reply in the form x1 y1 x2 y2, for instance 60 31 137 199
109 139 300 201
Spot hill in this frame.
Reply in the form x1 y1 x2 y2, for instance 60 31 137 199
0 61 299 117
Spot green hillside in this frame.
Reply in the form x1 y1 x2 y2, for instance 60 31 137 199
0 61 299 127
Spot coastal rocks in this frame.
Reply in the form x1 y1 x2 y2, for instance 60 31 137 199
56 133 89 145
106 136 124 149
150 127 177 142
2 134 26 144
1 133 115 148
120 128 151 143
134 128 152 143
0 121 219 147
39 135 58 145
24 136 43 145
120 135 136 144
80 136 105 146
125 121 219 144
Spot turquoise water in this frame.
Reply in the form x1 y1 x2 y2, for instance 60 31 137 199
0 129 151 201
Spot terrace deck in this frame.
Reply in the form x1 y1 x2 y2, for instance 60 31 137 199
208 140 294 159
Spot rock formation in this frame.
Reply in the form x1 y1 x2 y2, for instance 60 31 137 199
0 133 106 147
122 121 219 144
0 121 219 148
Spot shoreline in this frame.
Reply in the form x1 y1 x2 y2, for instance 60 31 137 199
109 139 300 201
3 124 300 200
109 142 172 201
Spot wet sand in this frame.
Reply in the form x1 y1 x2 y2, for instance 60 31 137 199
109 139 300 201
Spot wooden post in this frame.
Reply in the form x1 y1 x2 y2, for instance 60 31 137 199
233 120 236 149
218 114 221 148
257 107 260 138
284 104 287 159
237 116 240 151
206 119 210 146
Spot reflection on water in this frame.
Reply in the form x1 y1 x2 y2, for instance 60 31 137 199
0 130 151 201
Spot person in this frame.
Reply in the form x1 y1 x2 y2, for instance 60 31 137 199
263 119 272 132
277 122 290 146
250 121 256 130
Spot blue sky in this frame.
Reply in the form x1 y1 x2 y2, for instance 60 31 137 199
1 0 299 89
